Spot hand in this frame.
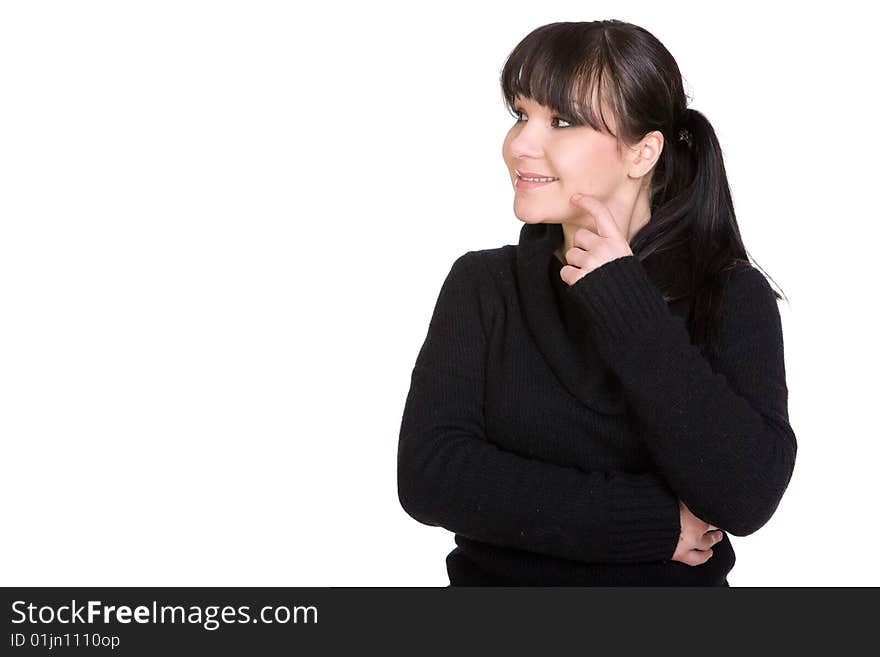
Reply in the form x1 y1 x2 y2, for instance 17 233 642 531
558 194 634 286
671 499 725 567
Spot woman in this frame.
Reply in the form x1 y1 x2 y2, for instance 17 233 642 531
397 20 797 586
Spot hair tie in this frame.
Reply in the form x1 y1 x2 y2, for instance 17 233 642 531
675 109 693 147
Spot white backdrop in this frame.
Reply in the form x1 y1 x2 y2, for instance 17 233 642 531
0 0 875 586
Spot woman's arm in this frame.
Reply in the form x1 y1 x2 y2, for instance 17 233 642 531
397 252 681 564
565 255 798 537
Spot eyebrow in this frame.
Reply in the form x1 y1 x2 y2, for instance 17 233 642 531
513 99 545 111
512 97 560 112
512 101 571 118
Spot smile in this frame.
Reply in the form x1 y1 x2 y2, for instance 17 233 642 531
515 176 559 190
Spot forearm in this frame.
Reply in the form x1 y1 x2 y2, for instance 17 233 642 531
398 363 682 563
567 256 797 535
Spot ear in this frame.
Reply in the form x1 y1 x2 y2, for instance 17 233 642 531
630 129 663 178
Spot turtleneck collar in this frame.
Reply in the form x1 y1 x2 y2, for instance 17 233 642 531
514 221 690 415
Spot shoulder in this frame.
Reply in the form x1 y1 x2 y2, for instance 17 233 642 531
435 246 515 329
713 263 783 351
717 263 778 309
458 244 515 268
430 248 511 337
462 244 517 281
447 244 516 291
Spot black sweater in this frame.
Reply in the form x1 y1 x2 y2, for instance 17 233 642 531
397 221 797 586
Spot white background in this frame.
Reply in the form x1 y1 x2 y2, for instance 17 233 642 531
0 0 875 586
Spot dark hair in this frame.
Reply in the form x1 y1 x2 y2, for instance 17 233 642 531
500 19 787 352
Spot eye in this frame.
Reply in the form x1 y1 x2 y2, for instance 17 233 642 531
512 108 573 129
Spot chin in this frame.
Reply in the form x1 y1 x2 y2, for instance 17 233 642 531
512 206 558 223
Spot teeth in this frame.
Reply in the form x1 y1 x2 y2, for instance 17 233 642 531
518 173 558 182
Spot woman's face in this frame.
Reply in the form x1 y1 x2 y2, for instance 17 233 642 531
502 94 629 229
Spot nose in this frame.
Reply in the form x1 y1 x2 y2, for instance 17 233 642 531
508 125 545 159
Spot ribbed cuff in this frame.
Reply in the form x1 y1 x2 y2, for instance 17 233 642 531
566 255 674 350
608 471 681 563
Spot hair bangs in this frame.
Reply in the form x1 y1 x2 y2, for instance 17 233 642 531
500 23 624 141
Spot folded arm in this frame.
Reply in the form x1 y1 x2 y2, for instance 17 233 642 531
397 252 682 564
566 256 798 536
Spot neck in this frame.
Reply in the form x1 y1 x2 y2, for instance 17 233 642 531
553 187 651 264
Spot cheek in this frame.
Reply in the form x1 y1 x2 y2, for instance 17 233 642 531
561 150 617 192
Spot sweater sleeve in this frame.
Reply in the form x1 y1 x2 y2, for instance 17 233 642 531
565 255 797 537
397 251 682 565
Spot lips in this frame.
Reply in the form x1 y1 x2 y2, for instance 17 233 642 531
516 170 557 178
515 177 558 190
